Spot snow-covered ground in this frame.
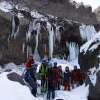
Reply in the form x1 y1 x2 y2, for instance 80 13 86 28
0 71 89 100
51 58 80 70
0 72 37 100
55 84 89 100
0 62 89 100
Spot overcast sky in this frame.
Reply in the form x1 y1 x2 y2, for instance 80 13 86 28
74 0 100 10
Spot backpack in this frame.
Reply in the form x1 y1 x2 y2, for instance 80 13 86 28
24 70 30 82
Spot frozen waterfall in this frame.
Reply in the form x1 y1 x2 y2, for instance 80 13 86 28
26 19 41 60
26 21 33 41
47 22 54 59
26 19 38 41
67 42 79 66
33 22 41 61
79 24 96 41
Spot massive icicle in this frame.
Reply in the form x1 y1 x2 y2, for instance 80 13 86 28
47 22 54 59
26 19 38 41
33 22 41 61
26 21 33 41
67 42 79 61
79 24 96 41
11 16 19 39
26 19 41 60
67 42 79 67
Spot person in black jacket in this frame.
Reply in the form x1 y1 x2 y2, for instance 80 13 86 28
46 63 55 100
63 66 71 91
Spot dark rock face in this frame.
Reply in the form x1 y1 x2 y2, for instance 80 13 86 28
2 0 97 24
0 14 27 64
59 22 82 57
79 41 100 100
61 22 81 44
94 6 100 24
94 24 100 32
7 72 25 85
94 71 100 100
0 0 98 64
0 10 99 64
85 70 100 100
79 53 99 71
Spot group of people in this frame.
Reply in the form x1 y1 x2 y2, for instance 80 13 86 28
39 60 84 100
23 56 85 100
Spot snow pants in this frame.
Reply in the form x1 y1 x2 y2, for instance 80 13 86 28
47 81 55 100
41 75 47 92
64 82 70 91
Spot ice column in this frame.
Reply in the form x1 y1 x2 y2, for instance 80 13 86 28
79 24 96 41
67 42 79 62
47 22 54 58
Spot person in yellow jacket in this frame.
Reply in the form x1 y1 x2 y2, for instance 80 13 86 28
39 60 48 93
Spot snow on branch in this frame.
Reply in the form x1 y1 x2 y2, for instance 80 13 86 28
80 31 100 54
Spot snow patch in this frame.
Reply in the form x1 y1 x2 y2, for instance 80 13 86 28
31 10 44 19
80 31 100 54
97 54 100 58
0 72 37 100
0 1 13 12
55 84 89 100
4 63 18 70
88 66 100 86
51 58 80 71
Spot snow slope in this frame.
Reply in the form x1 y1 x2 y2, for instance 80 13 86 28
55 84 89 100
0 71 89 100
0 72 37 100
0 63 89 100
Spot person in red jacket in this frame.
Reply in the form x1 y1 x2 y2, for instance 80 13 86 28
25 55 34 69
71 65 82 88
53 62 60 90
